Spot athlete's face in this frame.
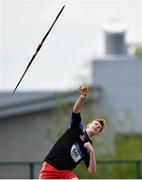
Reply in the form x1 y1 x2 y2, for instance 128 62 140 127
86 120 102 136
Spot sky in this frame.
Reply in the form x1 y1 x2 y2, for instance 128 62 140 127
1 0 142 92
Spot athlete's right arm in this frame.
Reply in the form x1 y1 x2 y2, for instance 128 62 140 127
73 86 88 113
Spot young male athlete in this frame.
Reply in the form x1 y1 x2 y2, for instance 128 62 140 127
39 86 105 179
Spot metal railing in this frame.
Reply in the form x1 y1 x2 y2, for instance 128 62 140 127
97 159 142 179
0 160 142 179
0 161 40 179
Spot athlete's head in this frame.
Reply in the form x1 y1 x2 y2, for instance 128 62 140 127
86 119 105 137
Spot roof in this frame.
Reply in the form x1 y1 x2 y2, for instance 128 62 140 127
0 87 101 119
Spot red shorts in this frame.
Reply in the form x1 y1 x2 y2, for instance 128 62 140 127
39 161 78 179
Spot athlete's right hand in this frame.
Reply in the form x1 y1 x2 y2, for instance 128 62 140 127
84 142 94 153
79 86 88 97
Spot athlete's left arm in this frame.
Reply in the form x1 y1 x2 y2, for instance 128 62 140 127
84 142 97 174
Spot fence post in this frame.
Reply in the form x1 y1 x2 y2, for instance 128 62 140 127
29 163 34 179
135 160 141 179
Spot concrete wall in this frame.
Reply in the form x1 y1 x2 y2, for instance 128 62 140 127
0 107 71 178
0 111 53 162
92 57 142 133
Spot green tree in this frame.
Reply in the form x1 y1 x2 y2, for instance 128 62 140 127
134 43 142 59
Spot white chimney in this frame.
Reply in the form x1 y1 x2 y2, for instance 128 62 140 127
103 18 127 56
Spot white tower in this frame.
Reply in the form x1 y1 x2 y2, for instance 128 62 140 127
103 19 127 55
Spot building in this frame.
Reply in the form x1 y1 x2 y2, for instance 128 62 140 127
91 19 142 134
92 56 142 133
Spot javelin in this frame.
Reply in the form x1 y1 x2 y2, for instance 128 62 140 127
13 5 65 94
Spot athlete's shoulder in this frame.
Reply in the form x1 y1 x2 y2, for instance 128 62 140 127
70 112 84 129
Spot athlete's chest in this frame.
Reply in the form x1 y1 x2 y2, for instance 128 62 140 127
69 130 89 163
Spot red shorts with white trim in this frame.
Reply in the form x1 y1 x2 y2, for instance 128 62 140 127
39 161 78 179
